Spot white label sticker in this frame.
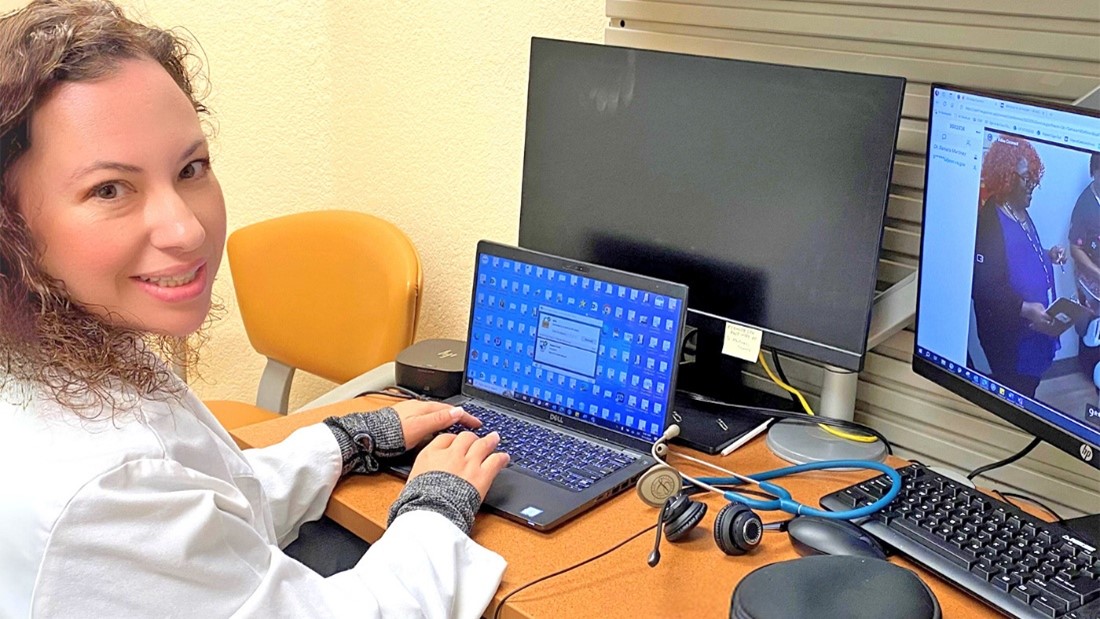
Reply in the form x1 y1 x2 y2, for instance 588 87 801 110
721 322 762 362
520 506 543 518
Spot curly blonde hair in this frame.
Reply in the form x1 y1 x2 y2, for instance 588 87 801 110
0 0 215 413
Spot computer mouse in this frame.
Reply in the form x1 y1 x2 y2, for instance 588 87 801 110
787 516 887 560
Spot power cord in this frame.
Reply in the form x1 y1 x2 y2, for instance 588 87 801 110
966 436 1041 481
757 351 877 444
679 390 893 455
491 524 656 619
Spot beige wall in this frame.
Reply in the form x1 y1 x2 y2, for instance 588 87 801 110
0 1 605 408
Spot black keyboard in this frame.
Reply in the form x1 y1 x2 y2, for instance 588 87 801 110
821 463 1100 618
447 403 637 493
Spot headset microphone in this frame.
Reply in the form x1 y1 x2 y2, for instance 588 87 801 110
647 500 668 567
642 427 688 567
647 493 709 567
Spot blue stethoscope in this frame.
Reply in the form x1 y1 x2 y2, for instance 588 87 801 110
653 425 902 520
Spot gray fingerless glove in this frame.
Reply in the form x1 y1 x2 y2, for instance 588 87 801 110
323 408 406 476
326 409 483 534
388 471 483 535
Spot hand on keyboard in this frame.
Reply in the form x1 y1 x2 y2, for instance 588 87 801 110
392 400 482 449
410 430 510 500
444 404 638 493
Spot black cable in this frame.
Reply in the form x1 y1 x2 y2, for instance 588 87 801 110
992 489 1065 524
769 350 797 404
491 524 656 619
966 436 1041 481
679 390 894 455
352 385 425 400
764 518 795 532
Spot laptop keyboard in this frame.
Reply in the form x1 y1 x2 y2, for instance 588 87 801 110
447 403 638 492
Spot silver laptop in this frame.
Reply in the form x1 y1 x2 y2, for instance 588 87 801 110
392 241 688 530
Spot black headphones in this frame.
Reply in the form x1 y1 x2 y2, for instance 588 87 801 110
647 492 764 567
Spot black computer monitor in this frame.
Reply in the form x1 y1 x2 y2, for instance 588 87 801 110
517 38 905 375
915 84 1100 472
517 39 906 454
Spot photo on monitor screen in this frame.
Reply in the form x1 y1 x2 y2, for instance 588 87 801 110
916 85 1100 462
969 132 1097 405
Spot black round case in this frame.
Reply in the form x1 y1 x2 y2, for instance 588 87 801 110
730 555 940 619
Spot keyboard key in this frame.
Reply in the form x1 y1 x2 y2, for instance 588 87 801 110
972 564 1001 582
992 573 1021 592
1033 579 1081 609
1031 593 1069 617
1011 582 1043 605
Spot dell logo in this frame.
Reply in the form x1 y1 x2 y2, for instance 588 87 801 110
549 413 565 425
437 349 458 359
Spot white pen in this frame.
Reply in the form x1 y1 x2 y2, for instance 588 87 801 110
719 418 775 456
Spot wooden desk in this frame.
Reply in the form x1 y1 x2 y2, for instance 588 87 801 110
233 396 1001 618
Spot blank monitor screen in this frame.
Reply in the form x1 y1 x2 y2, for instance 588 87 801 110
518 38 905 372
915 84 1100 469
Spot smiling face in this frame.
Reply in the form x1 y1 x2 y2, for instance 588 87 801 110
11 58 225 338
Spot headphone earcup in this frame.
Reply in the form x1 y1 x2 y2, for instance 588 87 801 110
662 494 708 542
714 502 763 556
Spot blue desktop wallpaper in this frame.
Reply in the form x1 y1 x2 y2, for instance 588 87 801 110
466 252 684 442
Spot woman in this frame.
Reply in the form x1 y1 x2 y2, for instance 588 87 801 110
971 135 1067 398
1069 153 1100 311
1068 153 1100 390
0 1 508 617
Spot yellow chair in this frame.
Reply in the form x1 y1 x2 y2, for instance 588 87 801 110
205 210 422 436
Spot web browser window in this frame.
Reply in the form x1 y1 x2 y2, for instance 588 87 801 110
917 85 1100 445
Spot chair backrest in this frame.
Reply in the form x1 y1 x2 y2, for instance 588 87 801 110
227 210 422 386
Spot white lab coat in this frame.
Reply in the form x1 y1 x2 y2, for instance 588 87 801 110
0 378 506 618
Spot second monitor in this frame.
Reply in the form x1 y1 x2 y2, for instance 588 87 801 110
518 38 905 449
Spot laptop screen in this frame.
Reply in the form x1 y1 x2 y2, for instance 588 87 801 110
465 242 687 443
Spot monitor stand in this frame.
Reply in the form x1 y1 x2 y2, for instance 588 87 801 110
672 274 915 459
766 366 888 464
670 317 888 460
766 272 918 464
